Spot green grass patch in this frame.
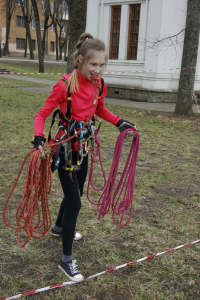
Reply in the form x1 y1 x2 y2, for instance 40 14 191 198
0 65 200 300
0 60 66 81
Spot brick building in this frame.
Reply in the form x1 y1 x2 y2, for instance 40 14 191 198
0 0 68 58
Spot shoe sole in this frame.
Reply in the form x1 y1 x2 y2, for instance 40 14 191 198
52 232 82 241
58 265 84 282
74 236 82 241
51 232 61 237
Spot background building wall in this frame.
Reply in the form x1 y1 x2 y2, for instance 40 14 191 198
86 0 200 102
0 0 67 58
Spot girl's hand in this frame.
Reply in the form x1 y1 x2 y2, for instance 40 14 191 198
116 119 137 133
31 136 46 157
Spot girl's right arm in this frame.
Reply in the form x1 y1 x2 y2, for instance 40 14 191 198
33 80 67 150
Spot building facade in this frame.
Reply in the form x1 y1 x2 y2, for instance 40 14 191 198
0 0 68 58
86 0 200 102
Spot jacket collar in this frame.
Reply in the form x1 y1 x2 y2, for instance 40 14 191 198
77 69 90 84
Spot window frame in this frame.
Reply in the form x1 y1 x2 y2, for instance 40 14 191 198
51 2 55 13
41 0 45 10
31 39 36 51
51 23 55 31
41 20 45 30
109 5 121 60
16 38 25 50
50 41 55 52
16 16 25 27
31 18 36 29
127 4 141 60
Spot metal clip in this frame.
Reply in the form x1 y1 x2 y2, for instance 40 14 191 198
54 156 60 171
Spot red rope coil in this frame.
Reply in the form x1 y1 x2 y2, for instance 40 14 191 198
2 77 101 247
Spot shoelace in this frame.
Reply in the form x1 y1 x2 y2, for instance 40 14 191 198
68 260 79 274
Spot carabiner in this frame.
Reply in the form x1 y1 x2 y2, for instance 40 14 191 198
77 122 83 140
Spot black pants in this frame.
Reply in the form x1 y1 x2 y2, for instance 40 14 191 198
56 153 88 255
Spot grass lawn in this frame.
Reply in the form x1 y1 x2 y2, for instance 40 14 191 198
0 61 200 300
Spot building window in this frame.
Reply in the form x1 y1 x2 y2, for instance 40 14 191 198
16 38 25 49
16 16 25 27
31 18 36 29
17 0 26 6
109 6 121 59
32 39 36 50
59 2 68 20
41 0 45 10
50 41 55 52
51 2 55 13
127 4 141 60
41 20 45 30
51 23 55 31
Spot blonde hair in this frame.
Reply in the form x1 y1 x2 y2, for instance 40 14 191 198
67 32 107 93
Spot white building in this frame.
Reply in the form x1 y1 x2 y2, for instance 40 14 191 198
86 0 200 102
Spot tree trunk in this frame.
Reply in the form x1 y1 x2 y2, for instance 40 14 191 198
27 24 34 59
24 31 27 57
175 0 200 115
31 0 44 72
66 0 87 73
55 24 59 61
3 18 11 56
64 27 68 61
20 0 34 59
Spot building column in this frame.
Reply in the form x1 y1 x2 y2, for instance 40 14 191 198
118 4 129 60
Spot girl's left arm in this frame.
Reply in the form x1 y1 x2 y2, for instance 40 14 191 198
95 82 137 131
95 83 121 126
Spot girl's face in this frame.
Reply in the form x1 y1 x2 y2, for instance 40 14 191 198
79 51 106 79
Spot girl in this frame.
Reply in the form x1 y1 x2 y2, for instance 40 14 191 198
33 32 136 282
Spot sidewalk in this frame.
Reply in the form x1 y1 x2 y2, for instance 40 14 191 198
0 72 199 114
0 56 65 63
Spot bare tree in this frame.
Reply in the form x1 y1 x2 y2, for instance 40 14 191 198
39 0 58 58
19 0 34 59
31 0 44 72
3 0 17 56
41 0 49 56
143 29 185 60
175 0 200 115
66 0 87 73
47 0 59 60
57 1 68 60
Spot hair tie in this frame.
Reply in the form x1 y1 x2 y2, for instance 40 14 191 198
74 66 78 69
85 36 93 41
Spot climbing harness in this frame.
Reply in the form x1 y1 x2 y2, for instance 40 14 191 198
48 77 104 179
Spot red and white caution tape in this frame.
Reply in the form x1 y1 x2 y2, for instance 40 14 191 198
0 72 65 75
0 66 196 76
104 66 196 75
1 238 199 300
193 91 200 114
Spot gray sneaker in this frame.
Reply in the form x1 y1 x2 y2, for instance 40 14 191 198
58 260 84 282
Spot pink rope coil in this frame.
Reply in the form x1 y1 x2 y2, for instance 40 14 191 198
87 129 107 193
87 128 139 226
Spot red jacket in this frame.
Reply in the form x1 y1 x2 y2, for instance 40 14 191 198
34 70 121 137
